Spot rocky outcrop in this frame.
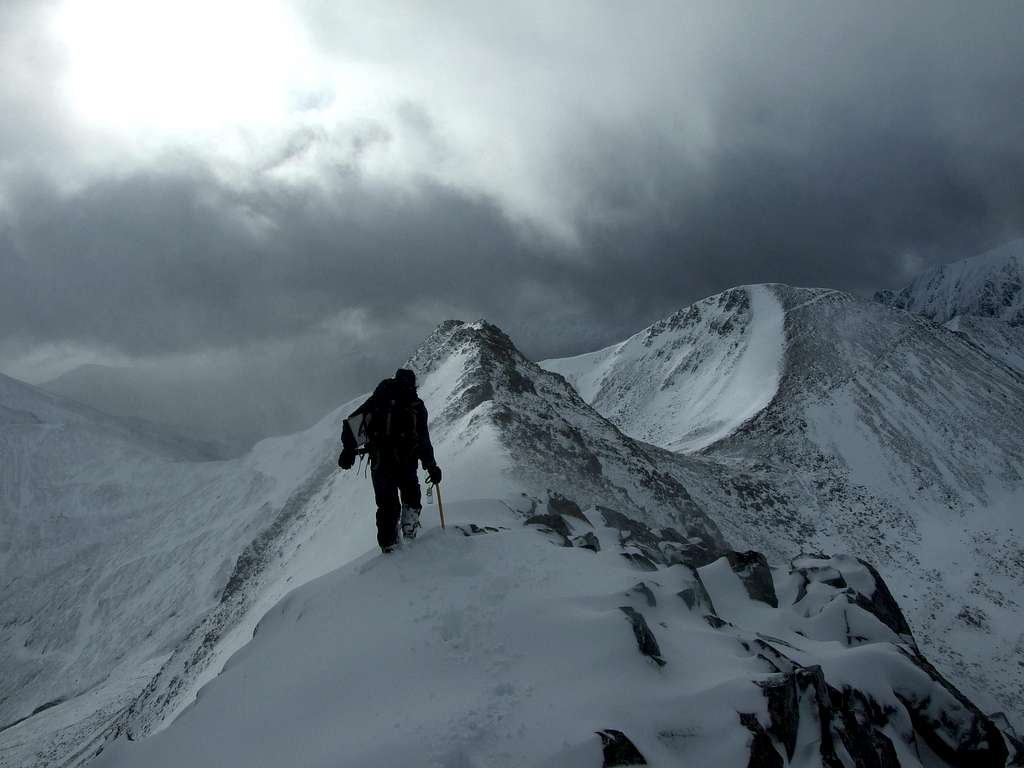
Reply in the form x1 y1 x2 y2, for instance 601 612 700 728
596 729 648 767
619 607 665 667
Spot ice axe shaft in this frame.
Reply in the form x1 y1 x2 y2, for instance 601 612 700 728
435 482 446 529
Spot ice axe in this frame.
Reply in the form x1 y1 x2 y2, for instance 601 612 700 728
426 479 446 530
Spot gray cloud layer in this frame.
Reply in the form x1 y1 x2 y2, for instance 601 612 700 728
2 1 1023 443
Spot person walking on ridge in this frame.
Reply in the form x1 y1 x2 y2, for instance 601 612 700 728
338 368 442 553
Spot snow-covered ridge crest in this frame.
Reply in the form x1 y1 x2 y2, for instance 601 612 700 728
542 282 1024 728
542 285 786 453
90 503 1020 767
406 318 729 548
4 297 1023 765
875 238 1024 326
874 239 1024 375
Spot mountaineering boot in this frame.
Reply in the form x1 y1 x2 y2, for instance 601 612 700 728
381 515 402 554
401 505 422 541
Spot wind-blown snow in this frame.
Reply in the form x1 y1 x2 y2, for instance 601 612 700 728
542 285 785 453
875 238 1024 326
545 281 1024 728
4 290 1023 765
90 503 1013 768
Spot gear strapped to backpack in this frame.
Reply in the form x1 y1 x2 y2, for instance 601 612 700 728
342 378 419 460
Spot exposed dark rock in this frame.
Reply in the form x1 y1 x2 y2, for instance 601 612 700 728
574 532 601 552
677 572 715 614
738 712 783 768
598 506 722 569
725 551 778 608
828 686 900 768
790 556 849 604
748 638 798 675
619 607 666 666
524 514 572 546
756 664 902 768
454 524 506 536
619 552 658 571
657 527 687 544
596 729 648 766
704 615 732 630
546 493 591 524
600 508 664 552
991 713 1024 766
759 674 799 760
661 539 719 570
895 648 1009 768
629 582 657 607
853 558 916 645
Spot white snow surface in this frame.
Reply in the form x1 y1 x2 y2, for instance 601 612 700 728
0 355 517 768
90 505 1004 768
943 315 1024 373
542 285 785 453
545 283 1024 728
875 238 1024 326
3 298 1023 766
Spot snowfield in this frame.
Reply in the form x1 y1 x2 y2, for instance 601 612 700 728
2 248 1023 766
91 501 1015 768
544 282 1024 729
875 238 1024 326
542 285 786 453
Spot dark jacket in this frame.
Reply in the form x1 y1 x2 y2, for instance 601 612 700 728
341 378 436 468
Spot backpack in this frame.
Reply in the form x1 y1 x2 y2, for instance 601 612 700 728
344 379 419 458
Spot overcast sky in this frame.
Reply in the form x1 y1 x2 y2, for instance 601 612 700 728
2 0 1023 444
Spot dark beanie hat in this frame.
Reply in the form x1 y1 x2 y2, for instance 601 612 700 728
395 368 416 387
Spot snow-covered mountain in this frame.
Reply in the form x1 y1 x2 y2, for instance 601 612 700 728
542 284 1024 727
542 285 786 453
874 239 1024 375
943 314 1024 374
875 239 1024 326
0 321 727 767
3 307 1022 766
91 503 1018 768
0 371 351 767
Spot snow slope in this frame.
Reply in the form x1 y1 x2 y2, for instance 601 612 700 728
1 320 727 767
543 284 1024 727
943 315 1024 374
0 372 347 767
875 239 1024 326
92 502 1016 768
682 288 1024 728
874 240 1024 375
543 285 785 452
5 303 1023 765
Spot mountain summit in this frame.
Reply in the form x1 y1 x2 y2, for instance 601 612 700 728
2 295 1022 766
875 239 1024 326
544 283 1024 726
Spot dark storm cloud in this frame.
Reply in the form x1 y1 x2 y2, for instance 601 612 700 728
2 0 1024 441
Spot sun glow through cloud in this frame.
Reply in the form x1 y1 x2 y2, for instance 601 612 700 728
55 0 314 140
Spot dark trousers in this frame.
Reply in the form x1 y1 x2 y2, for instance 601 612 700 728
371 457 422 548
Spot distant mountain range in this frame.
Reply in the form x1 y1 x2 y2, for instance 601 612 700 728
2 242 1022 767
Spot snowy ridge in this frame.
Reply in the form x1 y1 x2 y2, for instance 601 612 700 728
3 299 1023 765
943 315 1024 374
874 239 1024 375
543 283 1024 728
542 285 785 453
0 372 346 768
90 503 1018 767
875 239 1024 326
1 318 727 766
684 287 1024 729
